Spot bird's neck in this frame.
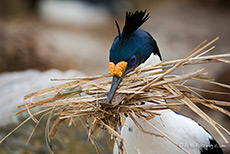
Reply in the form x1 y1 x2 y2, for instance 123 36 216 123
138 53 162 80
138 53 162 77
138 53 166 105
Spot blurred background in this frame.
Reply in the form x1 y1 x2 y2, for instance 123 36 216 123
0 0 229 153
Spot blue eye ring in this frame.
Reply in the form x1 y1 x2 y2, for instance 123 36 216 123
128 55 137 66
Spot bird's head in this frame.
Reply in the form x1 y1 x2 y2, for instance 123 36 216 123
106 10 162 104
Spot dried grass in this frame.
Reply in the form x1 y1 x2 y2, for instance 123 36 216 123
1 37 230 154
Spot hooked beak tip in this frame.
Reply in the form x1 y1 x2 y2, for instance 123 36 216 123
106 97 111 104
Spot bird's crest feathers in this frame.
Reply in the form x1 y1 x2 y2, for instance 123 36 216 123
122 10 149 40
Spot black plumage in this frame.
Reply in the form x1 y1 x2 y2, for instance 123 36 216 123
122 10 150 41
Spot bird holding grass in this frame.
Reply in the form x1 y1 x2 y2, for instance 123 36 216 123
106 10 224 154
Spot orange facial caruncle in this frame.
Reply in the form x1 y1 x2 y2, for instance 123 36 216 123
108 61 127 77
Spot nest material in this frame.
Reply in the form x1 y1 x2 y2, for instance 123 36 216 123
1 37 230 154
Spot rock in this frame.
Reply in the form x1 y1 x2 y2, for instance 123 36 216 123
0 69 84 126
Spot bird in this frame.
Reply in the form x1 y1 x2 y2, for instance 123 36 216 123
106 10 224 154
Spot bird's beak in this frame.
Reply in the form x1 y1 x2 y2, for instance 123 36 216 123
106 67 132 104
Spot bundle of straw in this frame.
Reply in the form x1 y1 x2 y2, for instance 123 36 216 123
1 37 230 153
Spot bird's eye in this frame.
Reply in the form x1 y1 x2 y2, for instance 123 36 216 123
128 55 137 66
